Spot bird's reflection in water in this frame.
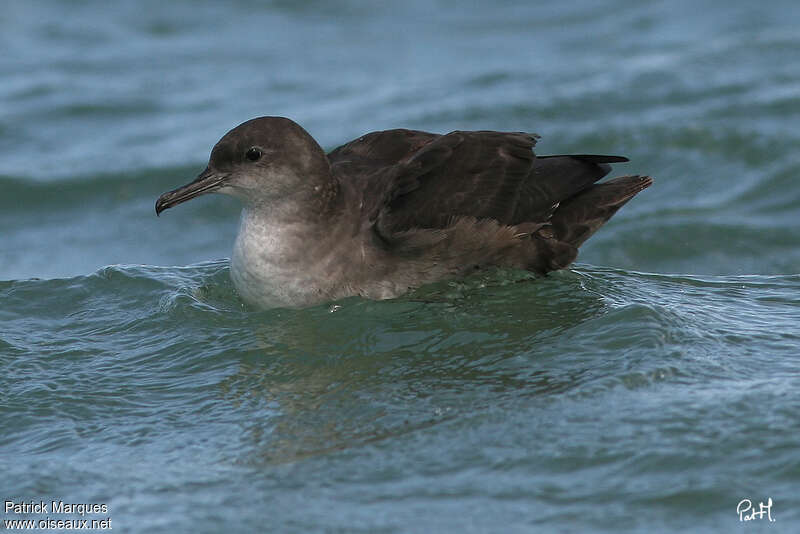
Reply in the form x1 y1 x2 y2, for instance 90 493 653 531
216 269 609 464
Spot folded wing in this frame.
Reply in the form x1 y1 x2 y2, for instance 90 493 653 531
327 129 640 250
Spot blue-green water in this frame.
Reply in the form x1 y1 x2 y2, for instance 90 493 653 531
2 1 799 532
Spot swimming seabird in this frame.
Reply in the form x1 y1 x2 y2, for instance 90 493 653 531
156 117 652 309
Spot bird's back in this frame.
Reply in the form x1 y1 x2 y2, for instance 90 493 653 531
327 128 651 276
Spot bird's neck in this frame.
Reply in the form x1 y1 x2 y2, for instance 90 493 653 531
233 185 339 263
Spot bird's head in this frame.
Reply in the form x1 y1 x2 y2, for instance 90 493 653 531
155 116 331 215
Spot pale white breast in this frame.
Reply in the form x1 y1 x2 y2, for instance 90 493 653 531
230 208 333 308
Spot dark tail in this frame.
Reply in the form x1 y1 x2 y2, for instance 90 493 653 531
550 175 653 248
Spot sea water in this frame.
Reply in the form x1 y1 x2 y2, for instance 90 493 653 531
2 1 799 532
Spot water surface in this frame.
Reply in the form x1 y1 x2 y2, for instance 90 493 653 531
2 1 799 532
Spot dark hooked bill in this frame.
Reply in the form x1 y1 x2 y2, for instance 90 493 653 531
155 167 227 215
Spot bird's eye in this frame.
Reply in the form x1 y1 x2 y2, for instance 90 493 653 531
245 147 262 162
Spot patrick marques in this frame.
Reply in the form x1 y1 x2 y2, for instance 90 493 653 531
4 500 112 530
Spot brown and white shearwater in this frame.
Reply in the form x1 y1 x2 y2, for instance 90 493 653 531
155 117 652 309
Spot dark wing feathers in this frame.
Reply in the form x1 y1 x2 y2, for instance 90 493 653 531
379 130 538 232
327 129 442 222
510 155 618 225
327 129 649 252
327 129 440 166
